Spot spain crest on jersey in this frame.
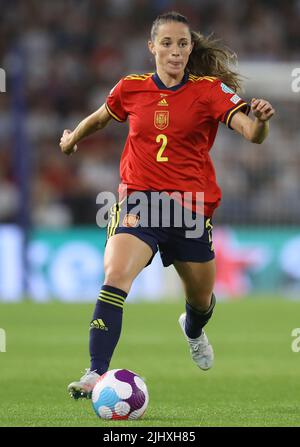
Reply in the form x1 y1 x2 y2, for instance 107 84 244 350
154 110 169 130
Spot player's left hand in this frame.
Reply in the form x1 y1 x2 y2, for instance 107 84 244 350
251 98 275 122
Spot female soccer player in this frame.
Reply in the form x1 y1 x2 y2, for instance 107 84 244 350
60 12 275 399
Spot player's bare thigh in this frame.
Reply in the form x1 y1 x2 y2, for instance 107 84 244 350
173 259 216 311
104 233 153 293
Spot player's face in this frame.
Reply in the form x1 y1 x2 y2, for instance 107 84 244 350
149 22 193 79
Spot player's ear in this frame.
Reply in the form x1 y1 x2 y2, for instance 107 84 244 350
148 40 156 56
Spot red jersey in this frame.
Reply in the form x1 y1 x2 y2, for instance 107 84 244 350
105 72 249 216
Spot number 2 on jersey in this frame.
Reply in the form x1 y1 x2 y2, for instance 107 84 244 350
156 134 168 162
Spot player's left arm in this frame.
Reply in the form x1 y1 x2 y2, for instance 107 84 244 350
231 98 275 144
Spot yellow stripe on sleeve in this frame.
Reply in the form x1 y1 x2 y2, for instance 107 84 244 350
225 102 250 128
105 104 125 122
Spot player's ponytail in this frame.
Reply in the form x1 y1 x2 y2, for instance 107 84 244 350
151 11 243 93
188 31 242 92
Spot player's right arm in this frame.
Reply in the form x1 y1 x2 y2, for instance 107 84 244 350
59 103 112 155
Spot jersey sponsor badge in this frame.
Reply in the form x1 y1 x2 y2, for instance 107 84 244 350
154 110 169 130
122 214 140 228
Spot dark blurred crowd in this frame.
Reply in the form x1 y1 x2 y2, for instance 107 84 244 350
0 0 299 226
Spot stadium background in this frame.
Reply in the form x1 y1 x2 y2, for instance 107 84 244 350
1 0 300 428
1 0 299 302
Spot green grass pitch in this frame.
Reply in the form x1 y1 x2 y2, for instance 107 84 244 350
1 298 300 427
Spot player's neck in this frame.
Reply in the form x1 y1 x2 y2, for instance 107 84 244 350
156 69 185 88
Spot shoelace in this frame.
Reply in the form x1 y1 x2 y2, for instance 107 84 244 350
189 335 209 354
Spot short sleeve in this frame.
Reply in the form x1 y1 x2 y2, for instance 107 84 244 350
209 80 250 129
105 79 128 122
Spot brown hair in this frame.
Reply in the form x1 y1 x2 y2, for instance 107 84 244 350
150 11 242 92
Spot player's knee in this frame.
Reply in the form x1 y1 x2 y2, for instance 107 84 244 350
104 268 133 293
187 287 214 312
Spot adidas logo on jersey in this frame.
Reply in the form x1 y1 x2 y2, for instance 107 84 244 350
157 98 168 106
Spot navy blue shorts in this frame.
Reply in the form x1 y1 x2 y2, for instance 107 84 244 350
106 193 215 267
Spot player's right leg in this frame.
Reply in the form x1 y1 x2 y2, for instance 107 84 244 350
68 233 153 399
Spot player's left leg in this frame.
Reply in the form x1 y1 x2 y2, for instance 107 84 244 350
174 259 216 370
174 258 216 312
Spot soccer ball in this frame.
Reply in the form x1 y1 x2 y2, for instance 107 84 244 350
92 369 149 420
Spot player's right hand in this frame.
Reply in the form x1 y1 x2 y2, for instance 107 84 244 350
59 129 78 155
251 98 275 122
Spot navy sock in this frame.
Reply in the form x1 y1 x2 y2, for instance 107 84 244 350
185 294 216 339
89 285 127 375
